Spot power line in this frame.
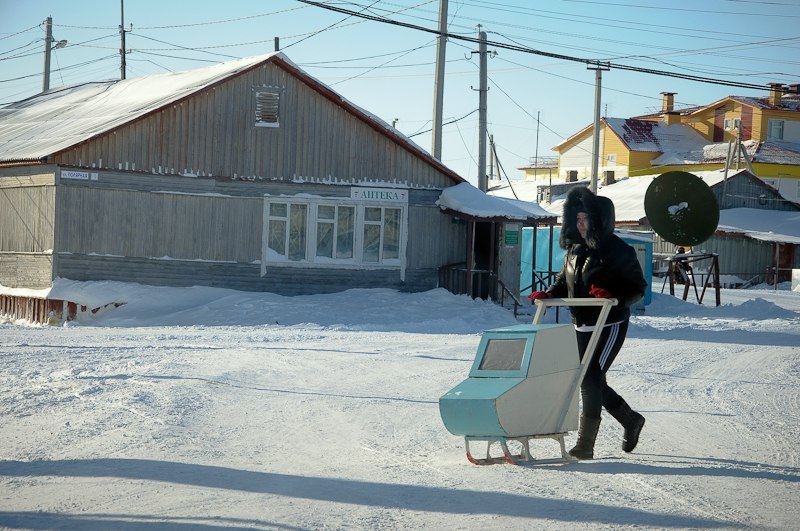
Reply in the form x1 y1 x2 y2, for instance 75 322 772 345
408 108 479 137
559 0 800 16
51 7 310 31
0 23 41 41
328 40 435 85
297 0 775 92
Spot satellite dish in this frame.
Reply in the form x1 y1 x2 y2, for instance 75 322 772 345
644 171 719 246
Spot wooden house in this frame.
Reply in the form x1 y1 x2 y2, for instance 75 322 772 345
1 52 544 322
553 85 800 202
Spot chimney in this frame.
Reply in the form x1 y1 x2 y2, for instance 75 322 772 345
768 83 784 107
788 83 800 94
663 111 681 126
661 92 676 113
602 170 615 186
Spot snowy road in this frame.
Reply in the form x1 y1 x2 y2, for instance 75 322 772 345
1 284 798 529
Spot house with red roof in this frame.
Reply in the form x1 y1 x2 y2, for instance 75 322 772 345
552 84 800 201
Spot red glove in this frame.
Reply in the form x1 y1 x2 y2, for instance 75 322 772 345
589 284 613 299
527 291 554 300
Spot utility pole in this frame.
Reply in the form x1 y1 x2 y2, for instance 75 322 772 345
477 27 488 192
588 61 610 193
534 110 540 177
488 134 494 180
42 16 66 93
42 17 53 92
120 0 127 80
431 0 448 160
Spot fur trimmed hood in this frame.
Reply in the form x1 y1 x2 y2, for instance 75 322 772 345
560 186 615 250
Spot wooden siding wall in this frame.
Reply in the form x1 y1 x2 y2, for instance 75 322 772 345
714 174 800 211
56 185 262 262
0 253 53 289
407 206 465 268
54 62 457 190
0 177 55 252
48 177 457 294
559 131 596 178
644 225 794 286
54 255 441 295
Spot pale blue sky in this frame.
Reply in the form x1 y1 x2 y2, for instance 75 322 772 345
2 0 798 183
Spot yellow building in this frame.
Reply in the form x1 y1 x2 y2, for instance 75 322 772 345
553 84 800 200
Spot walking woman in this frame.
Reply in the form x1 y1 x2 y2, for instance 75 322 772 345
528 186 648 459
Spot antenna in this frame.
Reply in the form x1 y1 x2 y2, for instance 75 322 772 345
644 171 719 246
645 171 722 305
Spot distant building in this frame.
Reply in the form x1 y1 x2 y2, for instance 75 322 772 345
553 85 800 201
517 156 558 182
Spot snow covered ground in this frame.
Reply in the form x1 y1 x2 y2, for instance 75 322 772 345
1 281 798 530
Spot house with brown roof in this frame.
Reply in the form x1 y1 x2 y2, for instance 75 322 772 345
552 84 800 201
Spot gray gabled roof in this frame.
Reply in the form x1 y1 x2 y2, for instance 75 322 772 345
0 53 276 163
0 52 464 183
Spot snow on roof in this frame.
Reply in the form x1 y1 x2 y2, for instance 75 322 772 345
652 139 759 166
727 94 800 112
718 208 800 244
492 170 799 244
542 171 727 222
0 53 279 162
604 118 708 153
0 53 463 183
436 182 555 221
753 142 800 165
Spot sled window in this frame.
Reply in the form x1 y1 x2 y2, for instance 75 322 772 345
479 338 528 371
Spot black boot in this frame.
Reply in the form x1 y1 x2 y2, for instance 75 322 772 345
569 416 601 460
608 399 645 453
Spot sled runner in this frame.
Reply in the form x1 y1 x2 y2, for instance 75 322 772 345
439 298 616 465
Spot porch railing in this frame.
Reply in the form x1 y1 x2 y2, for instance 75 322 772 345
438 263 524 317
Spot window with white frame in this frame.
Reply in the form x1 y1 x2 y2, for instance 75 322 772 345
263 197 406 268
733 118 741 131
768 119 784 140
724 118 731 130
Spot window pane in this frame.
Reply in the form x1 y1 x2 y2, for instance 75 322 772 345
337 206 354 259
363 224 381 263
316 221 334 258
383 208 400 260
365 207 382 222
270 202 287 218
268 219 286 257
288 204 307 261
318 205 335 220
769 120 784 140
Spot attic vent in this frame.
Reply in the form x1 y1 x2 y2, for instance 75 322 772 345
255 90 280 128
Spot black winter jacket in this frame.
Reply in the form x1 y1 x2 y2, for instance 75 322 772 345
547 186 647 327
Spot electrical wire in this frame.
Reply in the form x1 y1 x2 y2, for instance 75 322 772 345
559 0 800 17
297 0 784 92
408 108 479 137
0 23 41 41
329 40 436 85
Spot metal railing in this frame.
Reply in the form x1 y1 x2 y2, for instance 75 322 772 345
438 263 524 317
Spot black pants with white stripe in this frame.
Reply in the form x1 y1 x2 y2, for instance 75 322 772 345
575 319 629 419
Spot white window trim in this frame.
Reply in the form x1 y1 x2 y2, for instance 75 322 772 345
261 195 408 280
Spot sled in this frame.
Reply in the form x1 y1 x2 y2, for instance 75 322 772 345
439 298 616 465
